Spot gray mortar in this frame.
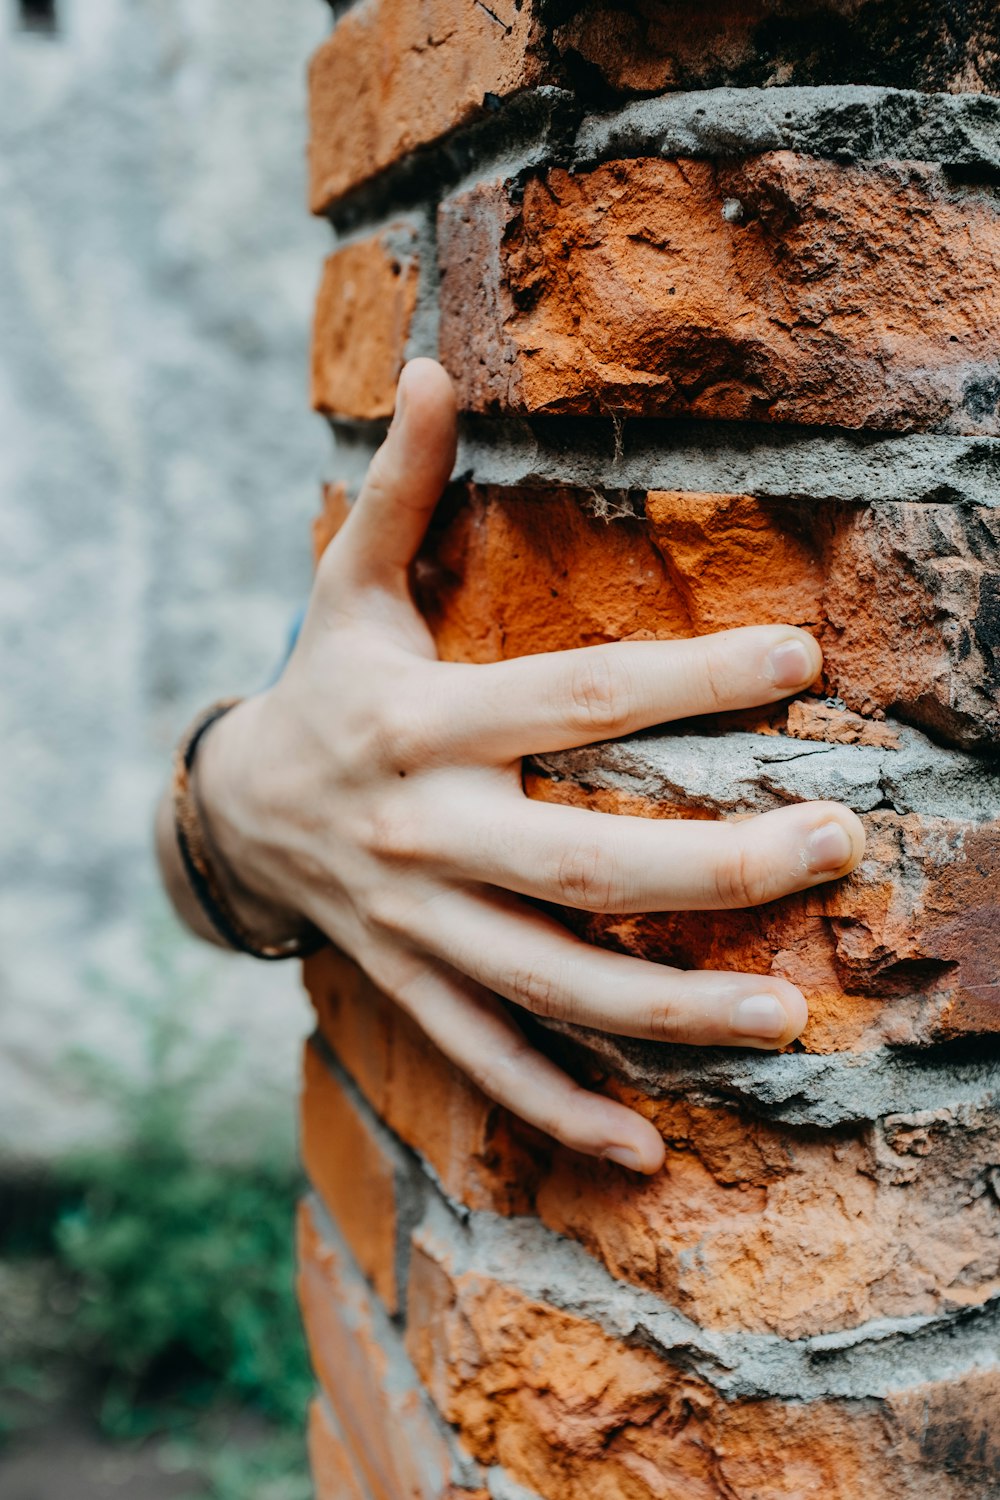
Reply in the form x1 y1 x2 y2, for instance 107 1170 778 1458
577 86 1000 173
455 416 1000 507
533 725 1000 823
535 1028 1000 1127
417 1195 1000 1403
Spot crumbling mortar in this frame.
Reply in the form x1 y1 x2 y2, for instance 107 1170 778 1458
454 414 1000 506
574 87 1000 178
414 1195 1000 1402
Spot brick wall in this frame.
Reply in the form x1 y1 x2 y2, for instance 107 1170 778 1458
300 4 1000 1496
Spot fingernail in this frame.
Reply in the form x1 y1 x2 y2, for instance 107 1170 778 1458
730 994 790 1040
806 821 854 874
603 1144 644 1171
765 638 817 690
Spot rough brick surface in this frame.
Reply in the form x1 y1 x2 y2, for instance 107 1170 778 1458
312 229 419 420
406 1229 998 1500
439 157 1000 435
308 0 546 211
534 1090 1000 1338
419 484 1000 747
302 950 1000 1341
555 0 1000 96
300 1041 400 1313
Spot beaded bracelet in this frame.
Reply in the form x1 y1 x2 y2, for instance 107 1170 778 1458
172 699 326 961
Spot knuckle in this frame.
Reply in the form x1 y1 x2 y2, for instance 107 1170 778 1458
364 883 420 940
565 652 631 737
508 964 564 1020
712 840 771 909
363 797 424 866
646 1003 692 1046
697 642 735 714
556 839 622 912
370 689 434 770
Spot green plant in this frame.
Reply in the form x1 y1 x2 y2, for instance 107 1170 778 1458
55 1149 312 1435
48 906 313 1436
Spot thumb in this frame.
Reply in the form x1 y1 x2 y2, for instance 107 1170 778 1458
330 358 457 590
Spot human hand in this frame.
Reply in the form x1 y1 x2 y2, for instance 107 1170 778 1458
195 359 865 1173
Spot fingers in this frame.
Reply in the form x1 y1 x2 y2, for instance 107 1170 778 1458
392 960 665 1173
404 887 809 1050
325 358 457 593
426 794 866 913
435 628 823 762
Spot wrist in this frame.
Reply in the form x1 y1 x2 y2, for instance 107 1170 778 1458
192 693 315 949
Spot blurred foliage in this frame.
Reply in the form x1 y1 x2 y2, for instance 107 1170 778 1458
54 1148 312 1435
0 910 314 1495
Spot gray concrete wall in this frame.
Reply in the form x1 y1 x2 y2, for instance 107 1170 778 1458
0 0 333 1165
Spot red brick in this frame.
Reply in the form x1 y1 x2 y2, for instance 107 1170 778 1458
533 1090 1000 1338
554 0 1000 95
301 1041 400 1314
309 1397 373 1500
439 156 1000 435
406 1230 990 1500
308 0 546 211
312 232 419 421
418 485 1000 749
298 1200 456 1500
303 948 547 1214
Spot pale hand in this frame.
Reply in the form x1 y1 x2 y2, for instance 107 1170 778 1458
194 359 865 1174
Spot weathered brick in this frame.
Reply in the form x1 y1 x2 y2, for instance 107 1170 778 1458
309 1397 373 1500
418 485 1000 748
308 0 546 211
406 1230 995 1500
533 1090 1000 1338
554 0 1000 96
303 948 546 1214
298 1200 458 1500
312 230 419 421
301 1041 400 1314
438 157 1000 435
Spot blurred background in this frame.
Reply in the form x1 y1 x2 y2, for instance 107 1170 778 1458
0 0 334 1493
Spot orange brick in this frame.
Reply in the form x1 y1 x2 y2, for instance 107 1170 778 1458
312 232 419 421
554 0 1000 94
301 1041 400 1314
532 1089 1000 1339
303 948 547 1214
439 157 1000 435
406 1231 996 1500
298 1200 456 1500
308 1397 372 1500
418 485 1000 749
308 0 546 211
